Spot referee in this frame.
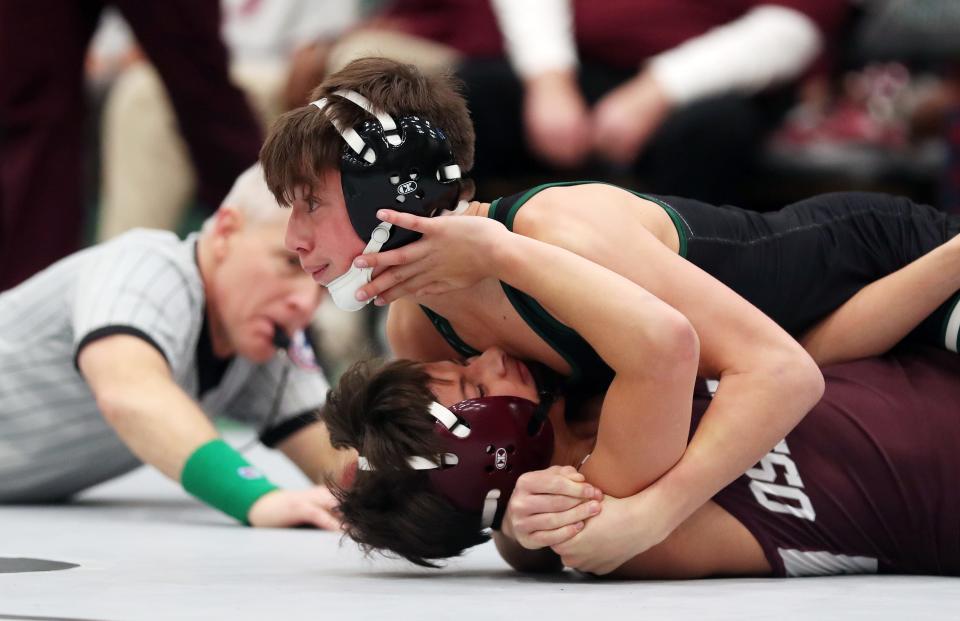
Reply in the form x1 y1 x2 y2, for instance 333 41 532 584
0 165 345 529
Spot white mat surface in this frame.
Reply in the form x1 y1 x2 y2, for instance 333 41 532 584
1 441 957 621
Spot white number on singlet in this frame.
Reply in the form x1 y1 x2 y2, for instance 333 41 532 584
744 440 816 521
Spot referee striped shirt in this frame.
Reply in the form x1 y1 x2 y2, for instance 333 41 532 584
0 229 328 501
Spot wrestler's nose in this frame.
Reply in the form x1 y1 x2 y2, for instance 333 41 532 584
469 347 506 379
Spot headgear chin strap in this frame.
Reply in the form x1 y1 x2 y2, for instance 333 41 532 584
325 222 391 313
357 367 561 530
325 201 469 312
310 90 464 312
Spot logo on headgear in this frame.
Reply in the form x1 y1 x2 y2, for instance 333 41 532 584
494 447 508 470
397 180 418 195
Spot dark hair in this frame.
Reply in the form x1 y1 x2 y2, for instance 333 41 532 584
324 359 489 568
260 57 476 207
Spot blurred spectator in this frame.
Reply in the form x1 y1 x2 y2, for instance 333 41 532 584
324 1 849 204
768 63 942 167
761 1 960 210
853 0 960 64
320 0 495 79
460 0 850 204
97 0 361 240
0 1 263 290
85 9 144 87
854 0 960 213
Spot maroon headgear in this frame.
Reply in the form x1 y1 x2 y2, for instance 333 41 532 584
358 391 556 529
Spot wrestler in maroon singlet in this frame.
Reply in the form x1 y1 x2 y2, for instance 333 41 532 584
701 347 960 576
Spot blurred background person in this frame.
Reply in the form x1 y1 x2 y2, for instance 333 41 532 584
96 0 362 241
0 0 263 291
90 1 370 373
319 0 849 207
468 0 850 205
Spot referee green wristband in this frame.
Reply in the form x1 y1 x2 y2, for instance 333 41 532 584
181 439 279 524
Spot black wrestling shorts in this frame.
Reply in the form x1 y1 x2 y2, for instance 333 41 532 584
659 191 960 350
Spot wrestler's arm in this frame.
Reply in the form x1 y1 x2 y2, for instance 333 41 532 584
491 323 766 577
516 185 823 543
489 216 701 494
494 372 771 577
800 233 960 365
357 209 700 570
550 365 772 576
567 498 771 579
485 223 701 572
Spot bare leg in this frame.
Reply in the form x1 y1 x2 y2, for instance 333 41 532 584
801 233 960 365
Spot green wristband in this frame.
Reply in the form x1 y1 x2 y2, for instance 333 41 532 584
181 439 279 524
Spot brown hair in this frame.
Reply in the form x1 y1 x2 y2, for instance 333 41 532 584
324 359 489 567
260 57 475 206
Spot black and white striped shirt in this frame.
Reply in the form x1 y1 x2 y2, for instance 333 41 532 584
0 229 329 501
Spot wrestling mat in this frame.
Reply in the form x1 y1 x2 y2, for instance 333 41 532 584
2 439 956 620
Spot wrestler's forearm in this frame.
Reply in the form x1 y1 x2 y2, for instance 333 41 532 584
495 232 700 497
801 235 960 365
640 366 820 534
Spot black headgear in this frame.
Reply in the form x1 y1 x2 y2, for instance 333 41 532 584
310 90 463 253
309 90 465 312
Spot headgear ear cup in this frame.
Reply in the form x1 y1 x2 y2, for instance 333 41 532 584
439 397 554 529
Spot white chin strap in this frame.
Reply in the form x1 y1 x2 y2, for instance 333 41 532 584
326 222 392 312
326 201 470 312
480 490 501 529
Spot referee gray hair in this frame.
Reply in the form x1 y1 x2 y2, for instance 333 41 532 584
201 164 285 234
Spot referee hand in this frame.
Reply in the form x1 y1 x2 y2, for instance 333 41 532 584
247 485 343 530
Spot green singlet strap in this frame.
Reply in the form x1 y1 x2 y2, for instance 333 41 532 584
419 305 481 358
181 439 279 524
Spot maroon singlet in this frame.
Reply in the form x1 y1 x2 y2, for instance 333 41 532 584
696 347 960 577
